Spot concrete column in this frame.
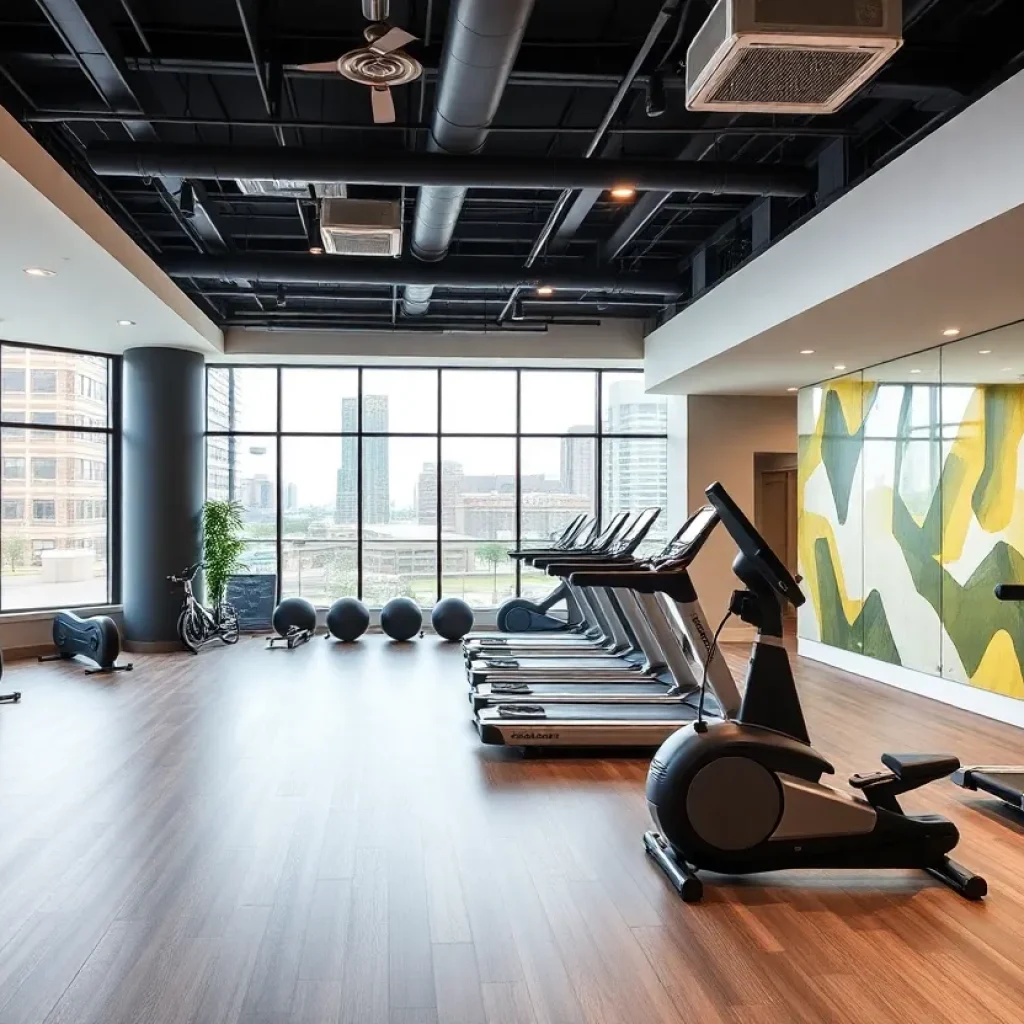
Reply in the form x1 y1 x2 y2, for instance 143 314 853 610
122 347 204 648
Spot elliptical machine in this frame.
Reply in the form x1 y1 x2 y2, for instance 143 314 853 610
644 481 986 903
493 515 593 633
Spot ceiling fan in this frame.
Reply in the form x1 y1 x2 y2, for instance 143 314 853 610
295 1 422 124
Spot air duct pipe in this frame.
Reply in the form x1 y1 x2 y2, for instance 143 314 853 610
87 144 814 196
402 0 538 316
159 253 683 296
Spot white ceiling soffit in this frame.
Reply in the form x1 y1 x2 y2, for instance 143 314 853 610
221 321 646 365
0 105 222 355
644 67 1024 396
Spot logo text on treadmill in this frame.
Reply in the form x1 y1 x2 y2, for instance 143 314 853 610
510 732 558 740
691 615 712 655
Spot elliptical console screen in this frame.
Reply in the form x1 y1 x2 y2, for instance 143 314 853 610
705 482 804 608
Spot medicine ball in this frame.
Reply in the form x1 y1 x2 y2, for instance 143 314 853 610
326 597 370 642
272 597 317 637
380 597 423 641
431 597 474 642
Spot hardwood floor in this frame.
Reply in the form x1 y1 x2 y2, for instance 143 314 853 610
1 636 1024 1024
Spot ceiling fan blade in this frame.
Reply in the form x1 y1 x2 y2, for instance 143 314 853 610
370 26 417 54
295 60 341 73
370 85 396 124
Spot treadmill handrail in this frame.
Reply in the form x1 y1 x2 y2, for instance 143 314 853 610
544 555 646 576
567 567 698 604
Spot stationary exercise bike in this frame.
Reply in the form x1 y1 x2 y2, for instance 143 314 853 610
644 481 986 903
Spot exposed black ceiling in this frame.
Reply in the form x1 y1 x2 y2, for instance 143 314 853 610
1 0 1022 334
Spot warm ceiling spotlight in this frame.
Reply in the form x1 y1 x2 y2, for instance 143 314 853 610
799 349 815 355
910 368 921 374
24 267 55 277
979 349 992 355
536 285 554 296
309 245 324 255
117 319 136 326
943 327 961 337
833 364 847 371
610 185 637 200
787 387 798 392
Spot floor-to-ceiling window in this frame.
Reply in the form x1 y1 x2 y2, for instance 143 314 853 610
205 367 667 608
0 343 116 611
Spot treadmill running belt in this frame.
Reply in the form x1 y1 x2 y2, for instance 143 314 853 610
972 772 1024 808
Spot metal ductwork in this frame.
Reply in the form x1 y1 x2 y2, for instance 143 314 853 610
403 0 538 316
87 144 814 196
159 254 683 296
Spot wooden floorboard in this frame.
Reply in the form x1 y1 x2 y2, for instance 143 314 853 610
1 636 1024 1024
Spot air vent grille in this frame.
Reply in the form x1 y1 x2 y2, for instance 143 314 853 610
709 46 876 106
321 229 400 257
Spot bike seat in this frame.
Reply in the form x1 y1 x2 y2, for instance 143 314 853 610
881 753 960 784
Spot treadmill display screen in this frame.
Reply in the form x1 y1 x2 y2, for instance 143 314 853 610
657 506 718 565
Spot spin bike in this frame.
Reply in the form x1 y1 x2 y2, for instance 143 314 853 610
168 563 240 653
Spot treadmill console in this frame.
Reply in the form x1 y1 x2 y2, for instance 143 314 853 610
651 505 719 570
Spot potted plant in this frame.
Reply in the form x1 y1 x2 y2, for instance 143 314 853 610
202 499 248 619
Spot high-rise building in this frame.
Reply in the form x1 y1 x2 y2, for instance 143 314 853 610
336 395 389 524
285 482 298 510
416 460 463 527
206 368 240 500
601 379 668 515
560 428 595 498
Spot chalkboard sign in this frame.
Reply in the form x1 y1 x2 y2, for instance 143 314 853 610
224 575 277 631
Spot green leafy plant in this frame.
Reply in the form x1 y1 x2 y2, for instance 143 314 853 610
201 500 248 608
2 536 26 573
476 542 507 605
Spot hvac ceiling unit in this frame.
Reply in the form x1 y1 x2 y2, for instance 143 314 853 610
686 0 903 114
236 180 348 199
319 199 402 257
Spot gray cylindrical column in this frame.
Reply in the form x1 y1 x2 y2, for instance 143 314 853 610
122 347 205 648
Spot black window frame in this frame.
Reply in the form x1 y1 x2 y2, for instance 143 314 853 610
0 341 120 612
205 365 667 607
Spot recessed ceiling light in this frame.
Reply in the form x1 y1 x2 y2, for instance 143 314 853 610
943 328 961 337
910 368 921 374
117 319 136 326
24 267 55 277
1002 367 1014 372
979 349 992 355
786 387 798 392
833 364 847 371
309 245 324 255
799 349 815 355
536 285 555 296
610 185 636 200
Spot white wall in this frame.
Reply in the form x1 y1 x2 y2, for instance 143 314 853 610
672 395 797 635
645 68 1024 390
224 322 645 364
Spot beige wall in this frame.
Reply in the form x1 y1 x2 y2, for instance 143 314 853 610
669 395 797 637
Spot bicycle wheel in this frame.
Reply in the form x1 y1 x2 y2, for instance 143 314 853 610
177 608 203 653
219 604 240 645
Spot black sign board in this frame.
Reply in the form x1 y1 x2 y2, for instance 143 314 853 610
224 574 277 631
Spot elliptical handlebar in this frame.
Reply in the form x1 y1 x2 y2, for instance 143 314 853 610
995 584 1024 602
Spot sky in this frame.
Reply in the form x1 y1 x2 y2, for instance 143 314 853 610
212 368 660 511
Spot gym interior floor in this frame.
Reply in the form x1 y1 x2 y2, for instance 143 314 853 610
1 638 1023 1024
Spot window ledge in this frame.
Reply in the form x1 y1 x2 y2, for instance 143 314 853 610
0 604 122 624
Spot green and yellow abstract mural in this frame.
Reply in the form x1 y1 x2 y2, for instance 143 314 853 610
799 370 1024 701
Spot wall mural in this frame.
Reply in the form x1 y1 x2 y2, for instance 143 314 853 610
798 373 1024 701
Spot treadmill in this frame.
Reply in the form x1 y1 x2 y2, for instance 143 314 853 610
471 506 729 713
467 508 663 668
952 584 1024 814
463 512 628 646
474 504 743 748
467 510 666 684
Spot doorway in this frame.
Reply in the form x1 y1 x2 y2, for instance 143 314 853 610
754 453 798 624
